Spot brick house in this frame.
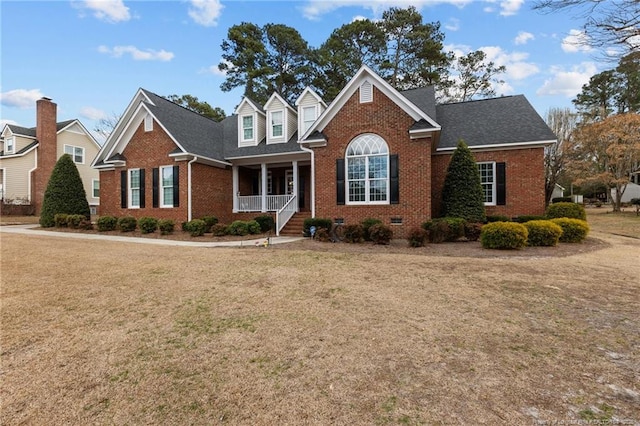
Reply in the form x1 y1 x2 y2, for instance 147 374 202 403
1 98 101 214
92 65 556 237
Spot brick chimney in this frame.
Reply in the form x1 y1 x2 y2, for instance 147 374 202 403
33 97 58 214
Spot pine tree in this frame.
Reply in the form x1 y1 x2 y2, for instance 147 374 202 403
441 140 486 222
39 154 90 227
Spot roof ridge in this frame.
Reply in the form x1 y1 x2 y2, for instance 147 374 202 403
438 95 519 106
141 89 223 124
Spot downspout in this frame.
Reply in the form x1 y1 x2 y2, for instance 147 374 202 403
187 156 197 221
28 149 38 204
300 145 315 218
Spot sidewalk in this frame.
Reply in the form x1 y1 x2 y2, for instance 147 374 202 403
0 224 304 247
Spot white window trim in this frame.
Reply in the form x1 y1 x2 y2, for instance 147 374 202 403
5 137 14 154
345 134 390 205
241 114 255 143
301 105 316 134
144 114 153 132
92 179 100 199
478 161 497 206
128 168 141 209
64 144 85 164
269 109 285 141
160 165 174 208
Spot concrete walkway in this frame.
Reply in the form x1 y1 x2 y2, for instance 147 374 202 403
0 224 304 247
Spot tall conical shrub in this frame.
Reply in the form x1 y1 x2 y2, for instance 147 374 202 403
441 140 486 223
39 154 90 227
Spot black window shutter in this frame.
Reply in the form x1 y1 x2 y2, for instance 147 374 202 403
336 159 345 205
173 165 180 207
139 169 146 208
390 154 399 204
152 168 159 208
120 170 127 208
496 162 506 205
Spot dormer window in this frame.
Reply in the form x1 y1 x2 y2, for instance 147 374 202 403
302 106 316 133
5 137 14 154
270 111 283 138
242 115 254 141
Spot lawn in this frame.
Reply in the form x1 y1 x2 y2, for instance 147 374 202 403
1 213 639 424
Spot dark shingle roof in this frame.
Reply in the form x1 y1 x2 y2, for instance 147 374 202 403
6 125 36 137
435 95 556 149
223 114 303 158
400 87 437 121
0 140 38 157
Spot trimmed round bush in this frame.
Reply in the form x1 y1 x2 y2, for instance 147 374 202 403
39 154 90 228
97 216 117 232
464 222 483 242
314 228 331 242
184 219 206 237
158 219 175 235
117 216 137 232
200 216 218 233
247 220 261 235
486 215 511 223
524 220 563 247
550 218 590 243
254 215 274 232
227 220 249 236
546 202 586 220
369 223 393 245
480 222 528 250
343 224 364 243
138 217 159 234
211 223 228 236
54 213 69 227
513 215 546 223
66 214 87 229
303 217 332 237
422 219 449 243
361 218 383 241
407 227 428 247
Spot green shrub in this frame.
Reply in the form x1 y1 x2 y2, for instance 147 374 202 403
66 214 87 229
550 218 590 243
200 216 218 233
441 140 486 222
443 217 466 241
254 215 274 232
486 215 511 223
227 220 249 236
211 223 228 236
117 216 137 232
158 219 175 235
369 223 393 245
407 227 429 247
343 224 364 243
546 202 586 220
39 154 90 227
422 219 449 243
552 197 572 203
480 222 528 250
361 218 383 241
513 215 546 223
247 220 261 235
524 220 563 247
314 228 331 242
54 213 69 227
303 217 333 236
184 219 206 237
138 217 159 234
464 222 483 242
97 216 117 232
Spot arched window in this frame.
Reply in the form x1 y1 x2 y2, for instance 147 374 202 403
346 134 389 204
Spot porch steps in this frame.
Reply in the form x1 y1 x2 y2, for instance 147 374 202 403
279 212 311 237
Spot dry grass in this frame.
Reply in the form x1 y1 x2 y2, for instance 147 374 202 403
585 207 640 239
1 214 639 425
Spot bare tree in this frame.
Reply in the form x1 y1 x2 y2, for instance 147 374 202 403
544 108 578 205
94 112 121 141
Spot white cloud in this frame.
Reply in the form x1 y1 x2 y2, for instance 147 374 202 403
301 0 472 20
445 18 460 32
74 0 131 23
1 119 19 128
80 106 107 121
514 31 534 45
0 89 45 108
200 60 230 76
499 0 523 16
98 45 174 61
561 29 593 53
537 62 598 97
188 0 223 27
478 45 539 80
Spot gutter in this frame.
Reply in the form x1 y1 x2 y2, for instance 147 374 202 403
187 156 197 221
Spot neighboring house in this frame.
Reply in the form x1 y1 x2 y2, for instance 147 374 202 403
92 65 556 237
551 183 565 200
0 98 101 214
612 171 640 203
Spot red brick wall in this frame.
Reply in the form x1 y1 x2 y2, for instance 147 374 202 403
191 163 233 223
33 98 58 214
431 147 547 218
312 87 432 238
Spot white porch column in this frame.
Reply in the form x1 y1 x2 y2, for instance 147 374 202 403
292 160 299 212
261 163 267 213
232 165 239 213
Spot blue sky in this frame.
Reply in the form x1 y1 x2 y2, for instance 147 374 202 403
1 0 604 142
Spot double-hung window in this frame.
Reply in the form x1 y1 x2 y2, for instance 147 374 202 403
302 106 316 133
346 134 389 204
129 169 141 208
5 137 14 154
271 110 283 138
478 162 496 205
64 145 84 164
160 166 174 207
242 115 254 141
92 179 100 198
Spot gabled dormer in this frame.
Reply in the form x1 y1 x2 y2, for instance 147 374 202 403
234 97 265 147
263 93 296 145
295 87 327 137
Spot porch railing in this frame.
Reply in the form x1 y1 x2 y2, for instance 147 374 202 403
237 194 293 212
276 195 297 236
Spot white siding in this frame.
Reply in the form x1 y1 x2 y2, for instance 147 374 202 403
0 150 36 202
237 103 259 147
57 130 101 206
297 92 325 136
